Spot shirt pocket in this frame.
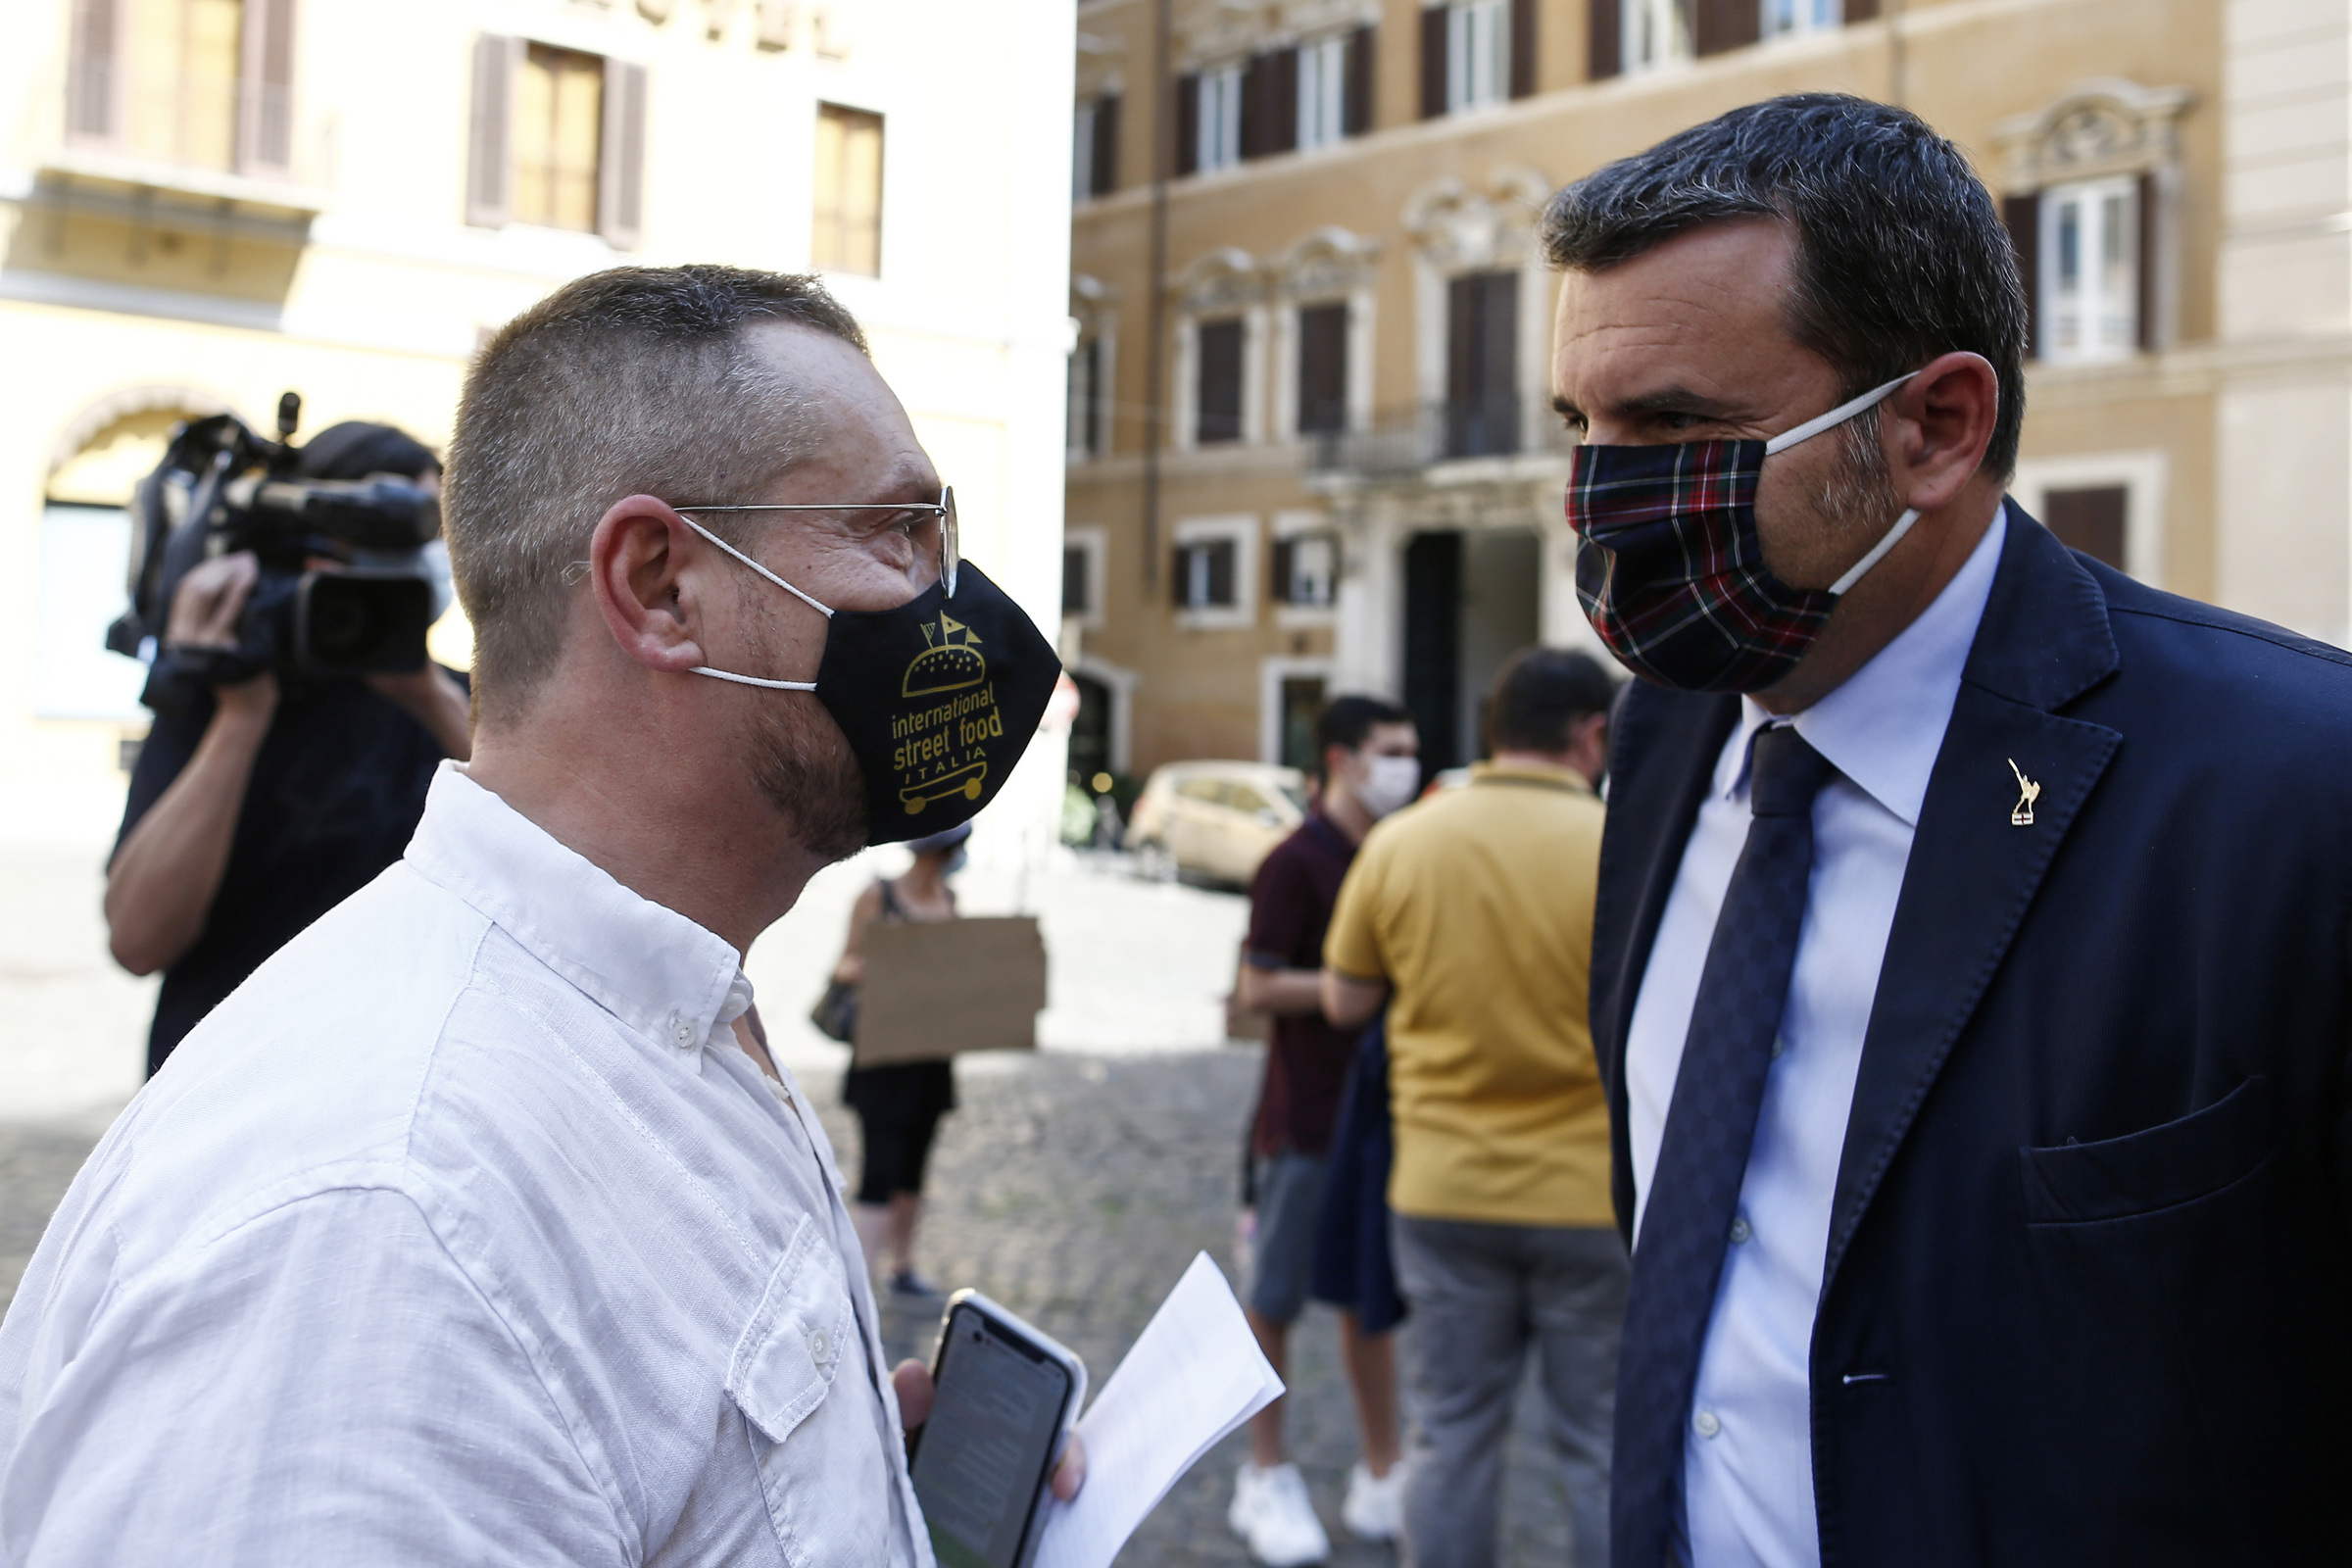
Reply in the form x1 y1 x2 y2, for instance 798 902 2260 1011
726 1214 897 1568
2018 1074 2272 1226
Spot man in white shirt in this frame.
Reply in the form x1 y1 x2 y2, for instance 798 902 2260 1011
0 266 1075 1564
1549 96 2352 1568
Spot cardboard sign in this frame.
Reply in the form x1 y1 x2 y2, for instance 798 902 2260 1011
853 916 1048 1065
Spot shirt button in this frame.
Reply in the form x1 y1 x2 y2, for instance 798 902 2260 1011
668 1013 694 1046
808 1326 832 1363
1693 1409 1721 1439
1729 1215 1752 1245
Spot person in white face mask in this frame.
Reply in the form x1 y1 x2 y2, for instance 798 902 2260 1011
1321 647 1625 1568
1229 695 1418 1565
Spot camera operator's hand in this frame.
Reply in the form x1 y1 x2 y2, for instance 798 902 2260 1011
166 551 261 651
366 665 473 761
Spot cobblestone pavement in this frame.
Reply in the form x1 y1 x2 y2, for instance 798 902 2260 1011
0 1049 1582 1567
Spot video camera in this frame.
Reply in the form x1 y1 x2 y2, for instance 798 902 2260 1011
107 392 442 686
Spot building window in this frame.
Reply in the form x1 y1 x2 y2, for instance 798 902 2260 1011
1197 63 1245 173
1068 337 1104 459
2040 176 2139 364
1446 271 1519 459
1196 317 1247 445
1174 537 1238 609
466 37 646 246
1063 546 1093 615
1446 0 1509 111
1761 0 1841 38
2044 485 2128 569
68 0 297 176
1623 0 1693 73
514 44 604 231
1298 34 1349 149
813 103 884 275
1277 674 1329 770
1073 94 1119 200
1271 532 1338 609
1296 302 1349 436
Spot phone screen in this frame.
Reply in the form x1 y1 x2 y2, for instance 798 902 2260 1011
911 1303 1076 1568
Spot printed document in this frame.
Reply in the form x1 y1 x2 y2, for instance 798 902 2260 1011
1031 1251 1284 1568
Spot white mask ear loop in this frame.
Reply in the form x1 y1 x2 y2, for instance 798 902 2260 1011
674 512 832 692
1759 372 1922 597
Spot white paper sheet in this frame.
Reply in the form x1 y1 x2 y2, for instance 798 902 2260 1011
1030 1251 1284 1568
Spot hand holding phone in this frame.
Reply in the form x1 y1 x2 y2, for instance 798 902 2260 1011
907 1292 1088 1568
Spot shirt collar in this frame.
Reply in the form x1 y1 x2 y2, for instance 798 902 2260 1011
1470 760 1596 796
404 762 754 1068
1719 502 2011 827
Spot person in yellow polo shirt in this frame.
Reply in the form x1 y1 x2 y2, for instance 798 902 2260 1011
1322 646 1624 1568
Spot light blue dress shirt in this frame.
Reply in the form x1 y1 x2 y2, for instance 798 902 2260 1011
1624 506 2009 1568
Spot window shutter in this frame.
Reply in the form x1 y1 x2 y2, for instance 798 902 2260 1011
1091 94 1120 195
466 34 519 228
238 0 297 175
1175 73 1201 176
1589 0 1621 80
1693 0 1758 57
1509 0 1537 97
1239 56 1267 159
1298 302 1348 435
599 59 649 249
1273 539 1299 604
1206 540 1236 606
1172 546 1191 607
1270 47 1298 155
2002 192 2040 359
2136 171 2159 351
1845 0 1882 19
1197 318 1246 443
67 0 125 142
1343 24 1375 135
1420 5 1448 120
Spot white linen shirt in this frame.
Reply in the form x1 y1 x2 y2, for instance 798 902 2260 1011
0 764 930 1568
1624 507 2008 1568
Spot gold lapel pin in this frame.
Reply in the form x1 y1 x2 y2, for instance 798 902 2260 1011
2007 759 2041 826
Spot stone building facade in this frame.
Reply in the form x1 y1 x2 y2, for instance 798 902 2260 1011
1065 0 2352 781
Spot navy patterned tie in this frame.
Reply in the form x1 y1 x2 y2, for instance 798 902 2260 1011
1611 724 1837 1568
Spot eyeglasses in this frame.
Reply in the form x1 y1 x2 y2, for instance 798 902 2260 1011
675 485 959 597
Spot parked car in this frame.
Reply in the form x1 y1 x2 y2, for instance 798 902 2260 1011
1128 760 1310 888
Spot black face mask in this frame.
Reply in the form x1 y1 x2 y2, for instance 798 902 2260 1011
679 517 1059 846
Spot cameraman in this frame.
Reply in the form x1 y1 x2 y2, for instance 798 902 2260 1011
105 421 472 1074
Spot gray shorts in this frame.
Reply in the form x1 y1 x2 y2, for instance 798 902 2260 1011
1246 1152 1330 1325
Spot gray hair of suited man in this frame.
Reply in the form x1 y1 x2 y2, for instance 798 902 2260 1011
443 264 868 728
1538 92 2029 479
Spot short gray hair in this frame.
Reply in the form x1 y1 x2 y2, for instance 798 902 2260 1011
444 265 867 725
1540 94 2028 476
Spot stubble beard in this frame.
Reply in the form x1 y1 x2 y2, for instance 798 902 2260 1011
749 696 870 863
1818 412 1908 555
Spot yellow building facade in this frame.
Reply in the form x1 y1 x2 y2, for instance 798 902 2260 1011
2 0 1076 852
1065 0 2351 779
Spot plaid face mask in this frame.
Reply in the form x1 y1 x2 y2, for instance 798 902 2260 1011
1566 374 1918 693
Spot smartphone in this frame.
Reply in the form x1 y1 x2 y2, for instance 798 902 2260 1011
908 1291 1088 1568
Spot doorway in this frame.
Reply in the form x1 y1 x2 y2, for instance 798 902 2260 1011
1400 527 1543 774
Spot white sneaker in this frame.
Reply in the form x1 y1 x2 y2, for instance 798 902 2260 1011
1228 1461 1331 1567
1340 1460 1404 1542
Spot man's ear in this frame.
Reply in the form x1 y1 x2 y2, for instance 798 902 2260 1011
590 496 709 674
1886 351 2000 514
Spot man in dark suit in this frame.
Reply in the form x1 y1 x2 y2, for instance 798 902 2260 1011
1543 95 2352 1567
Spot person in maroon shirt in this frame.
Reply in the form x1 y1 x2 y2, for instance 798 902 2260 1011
1228 695 1419 1565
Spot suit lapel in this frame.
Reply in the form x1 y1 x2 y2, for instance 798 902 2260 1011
1820 511 2123 1291
1593 683 1739 1239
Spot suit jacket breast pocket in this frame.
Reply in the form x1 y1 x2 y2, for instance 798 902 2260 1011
2018 1075 2272 1226
727 1214 897 1568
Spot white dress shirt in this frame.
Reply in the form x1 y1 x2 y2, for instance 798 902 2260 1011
0 764 929 1568
1624 507 2008 1568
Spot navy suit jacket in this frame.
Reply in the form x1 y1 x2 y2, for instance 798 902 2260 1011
1591 509 2352 1565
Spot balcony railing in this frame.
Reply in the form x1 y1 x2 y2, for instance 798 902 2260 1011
1308 395 1578 477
